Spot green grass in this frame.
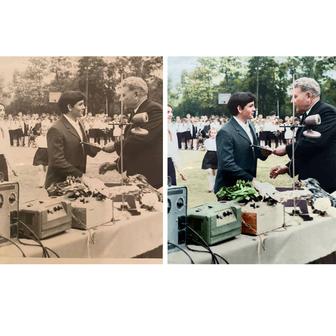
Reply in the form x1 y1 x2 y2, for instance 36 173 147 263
176 149 292 208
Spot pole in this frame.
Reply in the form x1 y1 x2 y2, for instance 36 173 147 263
119 70 125 210
277 99 279 118
120 70 124 183
291 70 297 215
105 96 108 116
256 58 259 112
85 67 89 115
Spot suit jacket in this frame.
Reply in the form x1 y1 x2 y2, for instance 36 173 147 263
214 117 267 193
45 115 98 188
286 100 336 193
114 99 163 189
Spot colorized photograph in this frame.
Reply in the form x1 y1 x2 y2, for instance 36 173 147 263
0 56 163 262
167 56 336 264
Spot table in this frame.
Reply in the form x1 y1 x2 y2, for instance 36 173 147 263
0 209 162 262
168 212 336 264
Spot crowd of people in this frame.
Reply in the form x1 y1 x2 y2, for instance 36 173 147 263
170 113 299 152
0 111 129 149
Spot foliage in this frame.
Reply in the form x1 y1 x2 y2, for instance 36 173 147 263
169 56 336 118
5 57 162 116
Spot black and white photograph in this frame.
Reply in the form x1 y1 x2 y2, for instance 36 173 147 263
0 56 163 262
167 56 336 264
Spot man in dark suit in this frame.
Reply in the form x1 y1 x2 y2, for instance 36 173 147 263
45 91 99 189
214 92 271 193
99 77 162 189
271 77 336 193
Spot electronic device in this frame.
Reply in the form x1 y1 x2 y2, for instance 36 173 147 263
19 198 71 239
168 186 187 250
0 182 19 245
71 198 114 229
187 202 242 245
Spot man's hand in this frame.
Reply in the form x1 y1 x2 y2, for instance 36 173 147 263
272 145 287 156
102 143 115 153
270 165 289 179
99 162 117 175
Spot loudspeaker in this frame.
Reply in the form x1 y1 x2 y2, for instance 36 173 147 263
0 182 19 244
168 186 187 250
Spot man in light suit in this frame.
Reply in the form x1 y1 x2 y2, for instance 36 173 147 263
45 91 99 189
214 92 271 193
99 77 162 189
271 77 336 193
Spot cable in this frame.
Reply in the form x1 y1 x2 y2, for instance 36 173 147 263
17 238 60 258
214 253 229 264
186 225 220 264
18 220 52 258
186 244 229 264
168 241 195 264
186 233 218 264
0 235 26 257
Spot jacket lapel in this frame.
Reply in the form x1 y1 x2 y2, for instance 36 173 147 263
249 122 258 145
61 115 81 140
79 120 88 142
230 117 252 144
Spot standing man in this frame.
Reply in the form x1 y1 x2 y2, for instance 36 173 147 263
99 77 162 189
214 92 271 193
271 77 336 193
45 91 99 189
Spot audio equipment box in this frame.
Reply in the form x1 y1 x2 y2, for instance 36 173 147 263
187 202 242 245
0 182 19 245
71 198 114 229
168 186 187 250
19 198 72 239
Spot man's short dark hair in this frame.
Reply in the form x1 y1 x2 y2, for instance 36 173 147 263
57 91 86 114
227 92 256 116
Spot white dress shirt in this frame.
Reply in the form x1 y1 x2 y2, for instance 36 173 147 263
233 116 254 144
64 114 84 142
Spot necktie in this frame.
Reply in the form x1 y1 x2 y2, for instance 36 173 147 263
300 112 308 125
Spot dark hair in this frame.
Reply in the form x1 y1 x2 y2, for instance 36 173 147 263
0 102 4 107
168 104 173 110
57 91 86 114
227 92 256 116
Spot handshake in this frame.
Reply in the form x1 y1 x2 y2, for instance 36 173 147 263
253 144 291 179
81 142 115 154
268 144 289 179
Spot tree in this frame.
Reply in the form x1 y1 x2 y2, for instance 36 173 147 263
77 57 108 114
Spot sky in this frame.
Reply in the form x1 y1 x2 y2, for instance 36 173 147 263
168 56 199 89
0 57 30 84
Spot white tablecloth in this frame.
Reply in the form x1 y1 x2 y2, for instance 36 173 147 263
168 213 336 264
0 210 162 261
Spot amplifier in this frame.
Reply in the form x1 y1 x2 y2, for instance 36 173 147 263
0 182 19 244
19 198 72 239
168 186 187 249
71 198 113 229
187 202 242 245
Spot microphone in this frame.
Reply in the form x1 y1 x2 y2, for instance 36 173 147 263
303 114 321 138
131 112 149 136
